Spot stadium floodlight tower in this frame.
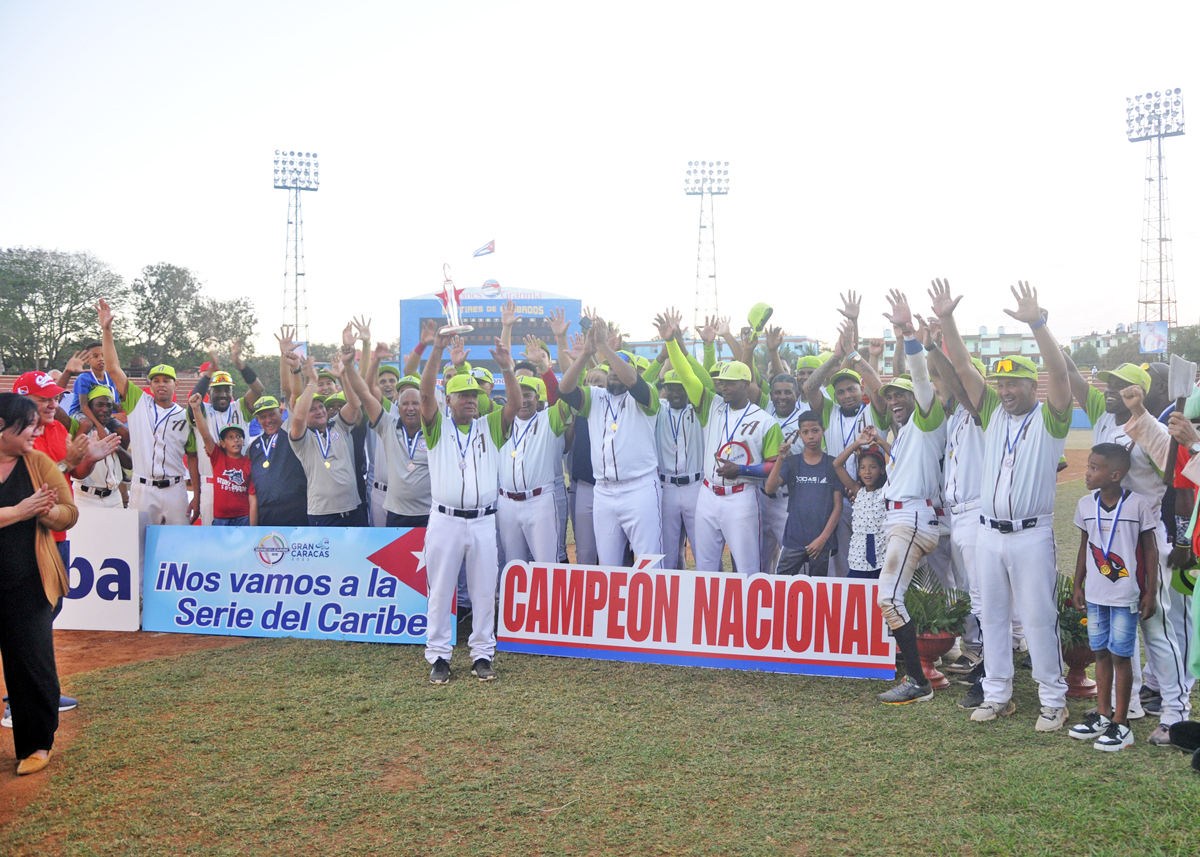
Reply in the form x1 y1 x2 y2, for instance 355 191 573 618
273 149 321 344
1126 88 1184 342
684 160 730 333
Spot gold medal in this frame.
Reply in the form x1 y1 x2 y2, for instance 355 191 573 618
262 461 269 468
611 423 618 431
1100 564 1111 576
511 451 517 458
324 461 331 469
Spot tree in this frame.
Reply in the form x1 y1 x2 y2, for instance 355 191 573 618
0 247 126 372
1071 342 1101 369
1100 338 1142 370
1170 325 1200 364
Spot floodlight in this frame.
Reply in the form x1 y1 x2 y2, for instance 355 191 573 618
1126 89 1185 142
273 147 322 190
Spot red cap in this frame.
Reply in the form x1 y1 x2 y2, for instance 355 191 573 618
199 361 214 372
12 371 67 398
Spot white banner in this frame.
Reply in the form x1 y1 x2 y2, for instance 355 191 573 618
57 507 141 631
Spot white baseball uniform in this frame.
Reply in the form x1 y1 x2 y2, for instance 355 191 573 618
655 400 705 570
193 398 253 525
123 384 195 527
943 402 986 657
422 407 509 666
498 404 570 564
976 386 1070 709
73 427 125 509
759 404 802 574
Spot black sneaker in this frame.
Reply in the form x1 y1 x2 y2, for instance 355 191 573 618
471 658 497 682
943 652 983 676
957 679 984 710
877 677 934 705
429 658 451 685
955 659 986 687
1143 691 1163 715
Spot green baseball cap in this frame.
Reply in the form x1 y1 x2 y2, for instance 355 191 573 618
87 385 116 402
748 302 773 332
470 366 495 385
987 355 1039 381
717 362 753 382
830 369 863 387
312 394 328 406
219 424 245 438
316 369 337 381
444 361 472 375
325 392 346 406
795 355 823 371
970 357 987 376
662 369 684 386
1096 362 1152 394
446 374 481 395
616 350 650 371
817 351 835 365
710 360 729 378
378 364 401 379
517 376 547 402
881 377 915 395
252 395 281 415
396 374 421 391
148 364 176 380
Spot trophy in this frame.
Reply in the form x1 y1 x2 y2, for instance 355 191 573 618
436 264 474 335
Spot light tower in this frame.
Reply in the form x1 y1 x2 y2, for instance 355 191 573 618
1125 88 1184 344
273 149 321 343
683 160 730 332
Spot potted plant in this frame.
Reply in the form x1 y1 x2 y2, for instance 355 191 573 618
1057 574 1096 699
905 566 972 690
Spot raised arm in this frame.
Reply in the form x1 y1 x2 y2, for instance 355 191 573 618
492 338 520 433
342 345 383 424
662 324 704 408
929 278 986 411
230 339 265 413
923 320 977 418
765 325 787 378
404 319 438 378
804 321 854 414
289 357 318 441
189 393 217 455
1004 281 1069 415
717 316 742 362
500 300 519 349
354 316 372 383
420 335 449 426
96 299 128 399
549 308 572 374
1061 348 1093 413
329 349 362 426
882 291 934 414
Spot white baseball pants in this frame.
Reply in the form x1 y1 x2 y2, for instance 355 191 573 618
1130 528 1192 725
694 485 760 575
570 480 598 565
554 475 569 563
75 487 123 509
131 481 190 526
877 510 941 629
976 523 1068 709
199 482 215 526
424 511 498 665
661 480 701 570
498 491 559 564
593 474 663 567
371 483 389 527
948 508 983 657
758 490 788 575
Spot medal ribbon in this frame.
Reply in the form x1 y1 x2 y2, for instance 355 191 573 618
403 425 423 461
840 404 864 449
604 396 622 427
315 427 333 462
669 407 686 446
453 420 474 468
262 432 278 461
1004 408 1036 460
723 403 751 448
1096 490 1127 564
149 401 178 435
511 415 536 456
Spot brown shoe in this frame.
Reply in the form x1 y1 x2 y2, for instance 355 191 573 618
16 749 52 776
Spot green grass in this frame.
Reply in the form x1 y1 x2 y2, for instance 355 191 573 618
4 473 1197 857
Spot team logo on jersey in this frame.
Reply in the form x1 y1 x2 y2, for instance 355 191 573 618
223 468 245 486
329 430 341 442
739 420 761 437
1089 543 1128 583
418 438 428 451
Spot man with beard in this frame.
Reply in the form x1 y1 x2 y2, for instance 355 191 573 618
660 313 781 575
72 386 130 508
935 278 1071 731
558 317 664 567
1064 357 1191 743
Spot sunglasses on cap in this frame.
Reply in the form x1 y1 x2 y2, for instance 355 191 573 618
994 359 1014 373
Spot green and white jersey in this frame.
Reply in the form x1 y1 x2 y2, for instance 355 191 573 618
655 401 705 478
823 400 880 483
883 401 947 506
424 408 508 510
192 399 253 479
699 392 783 489
943 403 985 508
122 384 196 480
1084 385 1167 516
289 412 361 516
500 404 570 493
574 386 660 483
979 387 1070 521
371 409 431 517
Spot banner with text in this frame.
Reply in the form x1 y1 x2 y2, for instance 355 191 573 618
497 561 896 679
142 526 444 645
57 508 141 632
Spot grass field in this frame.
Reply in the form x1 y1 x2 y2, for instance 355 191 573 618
3 466 1197 857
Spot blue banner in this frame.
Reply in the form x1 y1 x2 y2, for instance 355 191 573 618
143 526 448 645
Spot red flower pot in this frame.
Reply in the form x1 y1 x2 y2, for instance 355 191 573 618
915 631 957 690
1063 643 1098 699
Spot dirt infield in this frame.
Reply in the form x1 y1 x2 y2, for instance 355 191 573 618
0 630 248 826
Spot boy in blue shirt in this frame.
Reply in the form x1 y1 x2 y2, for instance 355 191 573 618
764 411 843 576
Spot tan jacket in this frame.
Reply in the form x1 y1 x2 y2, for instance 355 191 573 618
21 451 78 604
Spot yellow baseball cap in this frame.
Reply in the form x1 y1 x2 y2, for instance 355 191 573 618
795 355 823 371
87 385 116 402
881 377 915 395
830 369 862 387
662 369 684 386
446 374 481 394
470 367 495 385
517 376 547 401
210 371 234 387
717 362 753 381
970 357 987 376
987 355 1039 381
396 374 421 391
378 364 401 379
1096 363 1152 393
252 395 281 414
148 364 176 380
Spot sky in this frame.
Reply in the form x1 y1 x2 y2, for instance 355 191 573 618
2 1 1197 355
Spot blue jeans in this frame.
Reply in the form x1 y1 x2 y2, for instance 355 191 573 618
213 516 249 527
1088 602 1139 658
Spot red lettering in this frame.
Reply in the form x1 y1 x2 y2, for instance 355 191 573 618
772 579 786 650
526 566 549 634
786 579 813 652
746 578 772 650
583 570 608 636
607 572 628 640
502 564 528 632
718 577 744 648
841 583 869 654
815 582 842 653
869 584 892 656
693 577 720 645
627 572 654 642
551 567 584 635
653 574 679 643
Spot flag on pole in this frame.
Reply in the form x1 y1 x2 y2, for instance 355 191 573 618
472 240 495 258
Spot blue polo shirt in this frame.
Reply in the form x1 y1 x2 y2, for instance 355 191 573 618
247 421 308 527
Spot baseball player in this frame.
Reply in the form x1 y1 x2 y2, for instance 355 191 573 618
72 386 130 508
935 278 1071 731
1065 358 1192 742
558 318 665 567
97 299 199 527
758 373 805 573
661 315 782 575
188 344 263 525
861 293 948 705
419 331 519 684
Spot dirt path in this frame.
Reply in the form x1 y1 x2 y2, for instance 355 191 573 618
0 630 248 827
1058 448 1088 484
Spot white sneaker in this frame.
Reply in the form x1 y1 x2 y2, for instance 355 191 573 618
1085 703 1145 720
1036 705 1068 732
1093 721 1134 752
970 700 1016 722
1068 712 1110 740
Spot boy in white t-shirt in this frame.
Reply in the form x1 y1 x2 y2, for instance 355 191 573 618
1068 443 1159 752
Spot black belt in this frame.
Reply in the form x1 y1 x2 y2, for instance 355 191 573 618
373 481 388 491
981 515 1039 534
137 476 181 489
501 487 547 501
436 504 496 519
80 485 114 498
660 473 702 486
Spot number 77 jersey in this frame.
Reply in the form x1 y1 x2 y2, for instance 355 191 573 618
122 383 196 481
698 391 782 489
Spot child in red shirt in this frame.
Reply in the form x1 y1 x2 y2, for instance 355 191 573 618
189 394 255 526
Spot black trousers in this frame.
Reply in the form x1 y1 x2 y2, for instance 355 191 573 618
0 570 59 759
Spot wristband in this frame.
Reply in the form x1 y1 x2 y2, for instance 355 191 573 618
412 343 428 358
1176 518 1192 547
903 337 924 356
846 350 860 363
290 367 303 375
1029 315 1046 330
239 365 258 385
924 342 937 352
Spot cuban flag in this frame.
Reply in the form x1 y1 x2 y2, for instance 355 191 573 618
472 240 495 258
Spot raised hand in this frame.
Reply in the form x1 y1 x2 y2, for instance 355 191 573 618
832 321 853 359
838 290 861 321
1119 383 1146 416
230 339 246 369
500 300 519 327
606 324 622 353
868 338 884 359
341 322 356 350
275 325 296 355
373 341 392 359
63 350 88 376
699 316 718 345
523 334 550 372
925 317 943 347
566 332 586 362
549 307 569 337
928 278 963 319
188 392 203 410
353 316 372 342
765 325 783 352
912 314 933 348
716 317 732 338
449 335 467 367
419 318 438 347
96 298 115 330
282 347 301 374
491 337 514 371
882 289 913 330
653 312 676 343
302 355 318 385
85 432 121 464
206 348 221 372
1003 280 1044 327
856 426 878 447
328 351 345 378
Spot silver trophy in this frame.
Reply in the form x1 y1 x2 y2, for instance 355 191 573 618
437 263 474 335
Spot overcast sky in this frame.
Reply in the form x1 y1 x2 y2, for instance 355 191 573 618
2 1 1196 354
